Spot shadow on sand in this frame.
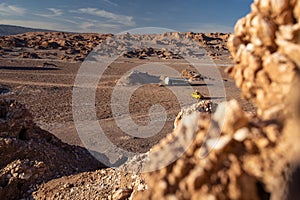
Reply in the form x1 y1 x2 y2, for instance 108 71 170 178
0 66 60 71
201 96 225 100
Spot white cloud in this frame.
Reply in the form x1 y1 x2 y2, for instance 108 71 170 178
0 3 26 16
35 8 63 18
79 21 119 31
48 8 63 16
103 0 118 7
34 8 78 25
71 8 135 26
79 22 95 30
73 17 121 32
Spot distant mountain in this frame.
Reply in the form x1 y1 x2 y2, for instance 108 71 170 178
0 24 55 36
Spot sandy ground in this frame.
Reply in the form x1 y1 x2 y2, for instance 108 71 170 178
0 56 254 154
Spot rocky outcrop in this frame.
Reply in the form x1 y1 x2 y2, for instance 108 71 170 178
133 0 300 199
174 100 218 129
0 32 112 62
33 168 146 200
0 31 231 63
0 99 105 199
226 0 300 120
188 32 230 48
0 159 46 199
134 100 291 200
187 32 231 59
122 47 183 59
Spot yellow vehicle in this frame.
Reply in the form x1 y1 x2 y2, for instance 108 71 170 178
192 90 203 100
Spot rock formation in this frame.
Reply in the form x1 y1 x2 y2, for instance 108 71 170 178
226 0 300 120
0 31 231 63
133 0 300 199
0 32 112 62
0 99 105 199
122 48 183 60
187 32 231 59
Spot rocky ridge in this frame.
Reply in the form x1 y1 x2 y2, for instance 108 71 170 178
187 32 231 58
0 32 112 62
0 31 230 64
122 47 183 60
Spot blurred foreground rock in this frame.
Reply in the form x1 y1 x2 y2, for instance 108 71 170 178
134 99 294 199
227 0 300 120
133 0 300 199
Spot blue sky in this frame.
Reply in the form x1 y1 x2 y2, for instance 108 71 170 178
0 0 253 33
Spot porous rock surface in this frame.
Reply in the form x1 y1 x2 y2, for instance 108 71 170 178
134 99 294 200
226 0 300 119
133 0 300 199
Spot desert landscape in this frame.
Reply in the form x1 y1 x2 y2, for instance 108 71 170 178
1 0 300 199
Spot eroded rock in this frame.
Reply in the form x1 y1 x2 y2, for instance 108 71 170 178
133 0 300 199
227 0 300 120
